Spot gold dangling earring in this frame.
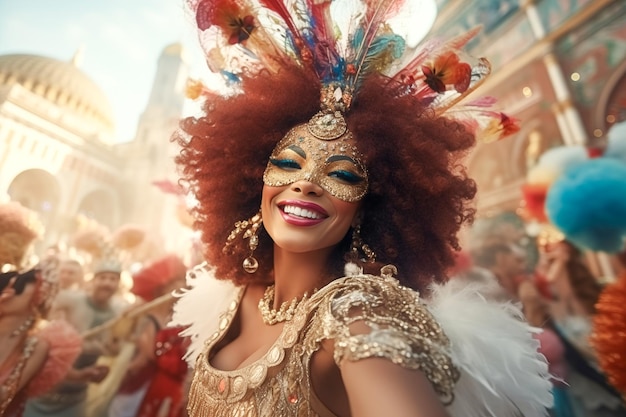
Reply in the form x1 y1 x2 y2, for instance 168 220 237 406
224 210 262 273
350 223 376 263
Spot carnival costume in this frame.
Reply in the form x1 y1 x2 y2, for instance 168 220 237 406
174 263 551 417
25 249 124 417
173 0 553 416
0 202 82 417
109 254 190 417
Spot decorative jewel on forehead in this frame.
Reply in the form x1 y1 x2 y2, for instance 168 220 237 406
307 111 348 140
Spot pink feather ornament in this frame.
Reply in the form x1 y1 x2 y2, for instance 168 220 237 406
27 320 82 397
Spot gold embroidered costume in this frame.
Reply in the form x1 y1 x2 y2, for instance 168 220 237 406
187 274 459 417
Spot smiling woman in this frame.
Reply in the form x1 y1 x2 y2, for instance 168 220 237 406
171 1 551 416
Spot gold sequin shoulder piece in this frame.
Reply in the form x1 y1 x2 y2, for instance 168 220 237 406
311 274 460 405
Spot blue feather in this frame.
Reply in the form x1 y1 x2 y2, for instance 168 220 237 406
364 33 405 63
220 70 241 85
354 33 405 86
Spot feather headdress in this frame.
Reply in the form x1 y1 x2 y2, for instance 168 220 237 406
0 202 43 270
188 0 518 142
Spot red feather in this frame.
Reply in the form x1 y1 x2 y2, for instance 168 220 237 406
363 0 407 22
152 180 184 196
393 26 481 86
305 0 340 77
521 183 548 222
257 0 301 40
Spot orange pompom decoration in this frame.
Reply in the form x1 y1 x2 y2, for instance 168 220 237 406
0 202 42 267
112 224 146 250
72 227 108 255
591 274 626 400
185 78 207 100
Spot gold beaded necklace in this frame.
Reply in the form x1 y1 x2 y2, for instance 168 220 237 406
258 285 313 326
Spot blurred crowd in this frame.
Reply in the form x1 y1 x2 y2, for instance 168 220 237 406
3 198 626 417
454 235 626 417
1 201 191 417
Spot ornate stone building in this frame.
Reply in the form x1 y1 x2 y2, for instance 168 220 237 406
432 0 625 276
0 44 191 257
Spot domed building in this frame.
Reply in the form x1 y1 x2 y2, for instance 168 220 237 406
0 45 190 254
0 53 116 139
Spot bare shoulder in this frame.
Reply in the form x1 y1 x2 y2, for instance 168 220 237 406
30 337 50 365
340 357 450 417
17 338 50 392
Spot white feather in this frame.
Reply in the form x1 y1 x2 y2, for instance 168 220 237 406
330 0 366 56
170 263 240 367
426 278 554 417
386 0 437 48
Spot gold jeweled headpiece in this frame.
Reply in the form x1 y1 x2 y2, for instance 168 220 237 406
307 111 347 140
306 84 352 140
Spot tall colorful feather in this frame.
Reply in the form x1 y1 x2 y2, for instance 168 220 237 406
302 0 343 81
187 0 519 142
258 0 306 60
348 0 408 88
258 0 301 41
192 0 293 78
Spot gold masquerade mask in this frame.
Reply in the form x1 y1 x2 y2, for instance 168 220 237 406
263 116 368 203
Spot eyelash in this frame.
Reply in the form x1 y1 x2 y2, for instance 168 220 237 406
271 158 363 184
329 170 362 184
270 158 300 169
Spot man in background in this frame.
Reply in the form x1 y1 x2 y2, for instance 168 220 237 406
25 259 125 417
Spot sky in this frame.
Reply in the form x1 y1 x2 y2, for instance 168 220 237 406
0 0 207 142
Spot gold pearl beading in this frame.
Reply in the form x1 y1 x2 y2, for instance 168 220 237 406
258 285 313 326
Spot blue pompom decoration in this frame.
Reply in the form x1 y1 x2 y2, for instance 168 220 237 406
606 121 626 163
546 158 626 253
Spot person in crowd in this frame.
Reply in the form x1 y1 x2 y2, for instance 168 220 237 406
57 259 85 291
0 202 81 416
540 239 626 417
108 254 189 417
25 257 125 417
170 1 553 416
472 242 528 300
449 249 500 284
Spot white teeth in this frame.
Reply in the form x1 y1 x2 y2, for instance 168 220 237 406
283 205 323 219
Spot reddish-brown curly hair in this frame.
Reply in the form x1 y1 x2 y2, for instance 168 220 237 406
174 63 476 291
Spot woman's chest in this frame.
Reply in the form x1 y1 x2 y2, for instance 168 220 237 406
188 293 334 416
210 321 285 371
